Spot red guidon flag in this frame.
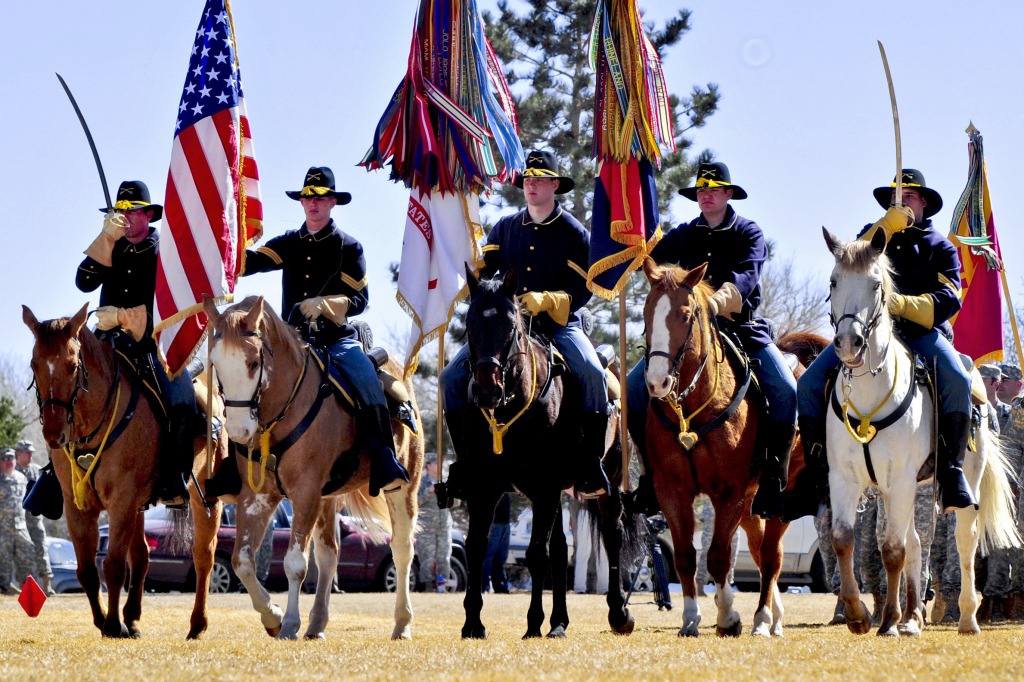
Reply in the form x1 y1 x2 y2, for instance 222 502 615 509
154 0 262 376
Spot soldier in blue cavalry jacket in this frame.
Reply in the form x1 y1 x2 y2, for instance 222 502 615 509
440 150 610 499
797 169 976 512
625 162 798 519
234 166 408 497
76 180 194 508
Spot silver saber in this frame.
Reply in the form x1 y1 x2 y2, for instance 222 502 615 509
876 41 902 206
56 72 112 211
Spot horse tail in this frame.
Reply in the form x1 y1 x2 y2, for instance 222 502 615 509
165 505 195 556
976 428 1022 555
340 489 392 545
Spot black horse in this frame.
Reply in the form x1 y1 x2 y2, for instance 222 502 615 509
445 267 636 639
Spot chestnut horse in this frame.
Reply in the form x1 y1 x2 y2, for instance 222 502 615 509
22 303 227 639
641 260 812 638
449 269 635 639
202 295 422 640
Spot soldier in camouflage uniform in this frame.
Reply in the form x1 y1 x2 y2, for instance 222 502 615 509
416 453 452 591
14 440 52 596
0 448 37 594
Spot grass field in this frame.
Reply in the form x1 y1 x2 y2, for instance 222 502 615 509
2 590 1023 681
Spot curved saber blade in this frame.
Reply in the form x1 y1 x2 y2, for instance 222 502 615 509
877 41 901 206
56 72 112 210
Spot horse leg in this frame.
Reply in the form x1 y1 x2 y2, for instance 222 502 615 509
832 480 871 634
462 489 499 639
66 507 106 633
304 499 339 640
547 503 570 638
278 492 320 640
187 487 221 640
100 509 139 638
599 491 634 635
746 512 787 637
877 489 914 637
233 491 284 636
708 498 743 637
122 513 149 638
661 492 700 637
898 513 924 637
524 495 558 639
954 506 981 634
386 486 416 640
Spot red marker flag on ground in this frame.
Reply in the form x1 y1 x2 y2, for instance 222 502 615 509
154 0 263 375
19 576 46 617
948 127 1004 365
362 0 523 376
586 0 675 300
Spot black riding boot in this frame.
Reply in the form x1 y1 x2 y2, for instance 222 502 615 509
156 405 195 510
937 412 978 511
785 415 830 517
436 420 470 508
204 445 243 502
359 404 410 497
576 412 610 499
750 422 796 519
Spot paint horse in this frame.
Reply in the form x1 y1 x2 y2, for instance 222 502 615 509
448 268 635 639
823 228 1019 636
23 303 227 639
203 295 422 640
641 259 812 638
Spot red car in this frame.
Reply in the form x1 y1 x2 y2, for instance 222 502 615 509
97 502 467 594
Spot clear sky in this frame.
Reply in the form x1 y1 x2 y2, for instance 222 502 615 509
2 1 1022 366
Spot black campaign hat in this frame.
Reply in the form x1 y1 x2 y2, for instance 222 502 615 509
873 169 943 219
512 150 575 194
98 180 163 221
285 166 352 204
678 162 747 201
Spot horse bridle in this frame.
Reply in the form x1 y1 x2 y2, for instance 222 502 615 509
218 329 272 421
828 286 890 375
471 319 525 409
644 287 712 401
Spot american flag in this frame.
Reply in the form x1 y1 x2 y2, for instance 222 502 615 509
154 0 262 375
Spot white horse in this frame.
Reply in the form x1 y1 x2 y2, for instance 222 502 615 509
824 228 1019 636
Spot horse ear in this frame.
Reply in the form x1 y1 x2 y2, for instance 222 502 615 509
465 263 479 296
244 296 264 331
503 268 519 297
869 225 888 255
822 227 843 256
642 257 660 285
69 302 89 336
682 262 709 290
201 293 221 326
22 305 40 336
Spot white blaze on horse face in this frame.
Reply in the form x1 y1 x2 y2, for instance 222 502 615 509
646 295 675 399
211 339 260 442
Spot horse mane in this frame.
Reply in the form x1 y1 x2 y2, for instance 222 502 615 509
219 296 301 351
832 239 896 296
34 317 76 353
647 264 714 303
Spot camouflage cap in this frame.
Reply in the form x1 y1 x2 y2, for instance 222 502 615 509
1 448 15 459
1000 364 1023 381
979 364 1003 381
15 439 34 452
424 452 438 465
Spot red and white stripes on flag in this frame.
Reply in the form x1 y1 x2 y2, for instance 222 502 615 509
153 0 262 376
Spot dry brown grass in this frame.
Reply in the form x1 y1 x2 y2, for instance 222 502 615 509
2 591 1023 681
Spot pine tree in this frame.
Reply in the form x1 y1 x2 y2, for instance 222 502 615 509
0 396 27 450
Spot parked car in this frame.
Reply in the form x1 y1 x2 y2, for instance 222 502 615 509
46 536 83 594
507 505 574 566
97 502 467 594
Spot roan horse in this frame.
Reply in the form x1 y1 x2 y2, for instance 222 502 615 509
641 259 811 638
449 268 635 639
824 228 1020 636
202 295 422 640
22 303 226 639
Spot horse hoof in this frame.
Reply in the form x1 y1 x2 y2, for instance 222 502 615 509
276 631 299 641
876 625 899 637
752 622 771 637
522 629 542 639
611 614 635 635
265 625 282 638
391 626 412 641
547 625 567 638
462 625 487 639
716 621 742 637
958 624 981 636
303 632 326 641
678 624 700 638
186 625 206 640
845 601 872 635
103 623 131 639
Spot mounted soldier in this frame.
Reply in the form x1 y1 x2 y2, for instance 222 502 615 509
75 180 195 508
625 162 798 519
440 150 610 500
797 169 977 512
216 165 409 497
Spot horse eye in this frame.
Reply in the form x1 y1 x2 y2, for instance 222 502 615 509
249 361 259 372
873 281 881 291
829 279 836 289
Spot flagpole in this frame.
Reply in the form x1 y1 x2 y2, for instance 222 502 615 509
618 290 629 492
999 269 1024 362
437 331 446 474
207 332 215 479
